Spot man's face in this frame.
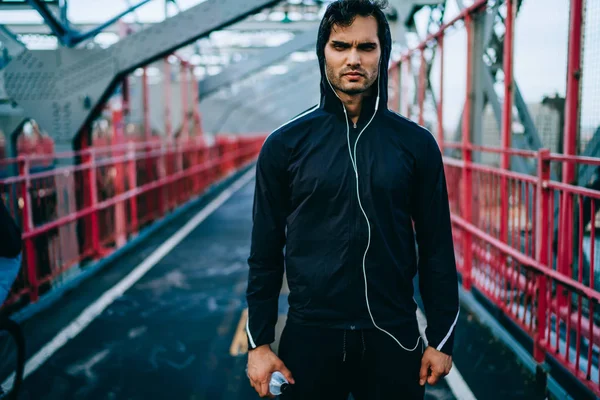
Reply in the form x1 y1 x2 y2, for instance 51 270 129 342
324 15 381 96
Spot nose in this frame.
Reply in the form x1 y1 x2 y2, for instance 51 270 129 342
346 49 361 68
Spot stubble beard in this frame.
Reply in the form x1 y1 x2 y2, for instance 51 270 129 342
327 65 378 96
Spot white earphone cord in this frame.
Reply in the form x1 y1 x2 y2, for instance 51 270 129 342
325 64 421 352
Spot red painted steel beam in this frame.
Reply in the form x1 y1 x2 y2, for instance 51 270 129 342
467 163 537 184
500 0 515 248
547 180 600 201
461 14 474 290
557 0 584 309
19 158 39 302
469 144 537 158
534 149 550 362
437 34 444 152
549 153 600 166
418 49 426 127
562 0 584 165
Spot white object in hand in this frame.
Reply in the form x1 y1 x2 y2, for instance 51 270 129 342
269 371 289 395
245 367 290 396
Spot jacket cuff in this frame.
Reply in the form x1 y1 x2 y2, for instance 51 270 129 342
427 329 455 356
246 315 275 350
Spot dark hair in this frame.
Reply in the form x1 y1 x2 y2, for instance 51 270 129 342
317 0 389 51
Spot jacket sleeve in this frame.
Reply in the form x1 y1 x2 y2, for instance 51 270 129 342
246 133 288 350
0 198 22 258
412 132 459 356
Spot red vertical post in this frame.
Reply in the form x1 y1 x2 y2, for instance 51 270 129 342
500 0 515 247
418 47 427 127
19 158 38 302
562 0 584 164
127 142 138 236
557 0 583 307
534 149 550 364
189 65 202 194
87 148 100 254
198 138 207 192
142 67 155 221
163 57 172 213
158 143 167 215
180 63 189 204
80 132 101 258
216 136 228 177
461 14 474 291
112 108 126 247
437 34 445 153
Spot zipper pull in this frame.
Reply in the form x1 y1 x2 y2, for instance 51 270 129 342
353 122 357 129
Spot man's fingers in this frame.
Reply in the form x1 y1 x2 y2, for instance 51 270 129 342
248 375 269 397
427 370 442 385
428 364 449 386
445 360 453 374
250 379 260 395
259 379 270 397
278 363 295 384
419 357 430 386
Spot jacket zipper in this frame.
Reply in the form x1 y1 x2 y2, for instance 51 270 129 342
349 120 360 327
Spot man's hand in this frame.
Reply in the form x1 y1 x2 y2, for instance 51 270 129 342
419 346 452 386
247 344 295 398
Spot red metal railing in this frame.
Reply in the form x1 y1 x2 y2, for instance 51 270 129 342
0 134 265 308
0 48 266 312
394 0 600 396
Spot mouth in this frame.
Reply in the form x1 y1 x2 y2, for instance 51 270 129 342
344 73 363 80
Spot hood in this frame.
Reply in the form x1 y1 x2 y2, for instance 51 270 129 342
316 9 393 117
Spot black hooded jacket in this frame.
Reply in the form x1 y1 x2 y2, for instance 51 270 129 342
246 11 459 356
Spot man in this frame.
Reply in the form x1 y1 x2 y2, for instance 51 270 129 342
0 197 22 306
246 1 459 398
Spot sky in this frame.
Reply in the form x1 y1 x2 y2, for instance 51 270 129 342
0 0 598 136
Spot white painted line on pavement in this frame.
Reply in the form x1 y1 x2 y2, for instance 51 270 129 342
8 168 256 387
416 308 477 400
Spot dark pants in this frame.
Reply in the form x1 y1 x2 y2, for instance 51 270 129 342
278 321 425 400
